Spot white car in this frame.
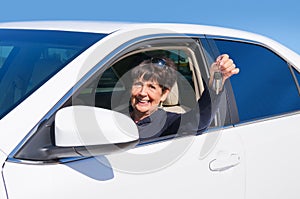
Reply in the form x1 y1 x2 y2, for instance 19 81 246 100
0 21 299 199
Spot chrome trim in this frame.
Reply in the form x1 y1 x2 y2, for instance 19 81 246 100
289 63 300 95
6 157 51 165
1 170 8 199
202 111 300 132
205 35 261 46
7 33 205 165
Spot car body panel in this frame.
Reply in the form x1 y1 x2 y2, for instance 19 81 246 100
3 130 245 199
237 113 300 199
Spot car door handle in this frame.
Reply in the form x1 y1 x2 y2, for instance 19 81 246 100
209 153 240 172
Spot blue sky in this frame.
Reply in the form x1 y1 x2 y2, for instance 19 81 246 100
1 0 299 54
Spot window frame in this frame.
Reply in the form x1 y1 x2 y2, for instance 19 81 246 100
73 37 210 144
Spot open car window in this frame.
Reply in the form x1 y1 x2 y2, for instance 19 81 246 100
73 47 202 142
76 49 200 111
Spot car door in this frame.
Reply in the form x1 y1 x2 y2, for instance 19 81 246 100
3 35 245 199
204 37 300 199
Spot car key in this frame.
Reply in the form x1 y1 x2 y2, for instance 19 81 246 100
213 71 223 95
212 59 223 95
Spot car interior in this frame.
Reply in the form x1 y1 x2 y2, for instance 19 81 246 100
74 48 201 117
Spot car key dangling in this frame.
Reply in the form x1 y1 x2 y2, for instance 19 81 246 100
213 57 223 95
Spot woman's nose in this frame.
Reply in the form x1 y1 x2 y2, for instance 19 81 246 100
138 85 148 95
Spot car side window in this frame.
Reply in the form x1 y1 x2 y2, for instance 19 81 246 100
76 49 197 109
205 39 300 123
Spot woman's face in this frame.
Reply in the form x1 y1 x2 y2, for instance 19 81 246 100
131 78 169 120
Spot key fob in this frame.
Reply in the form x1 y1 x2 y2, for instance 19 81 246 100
213 71 223 95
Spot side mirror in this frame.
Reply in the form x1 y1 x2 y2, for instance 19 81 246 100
51 106 139 159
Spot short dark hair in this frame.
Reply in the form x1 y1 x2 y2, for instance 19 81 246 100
131 57 177 90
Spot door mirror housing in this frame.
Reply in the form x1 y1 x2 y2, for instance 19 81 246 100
51 106 139 159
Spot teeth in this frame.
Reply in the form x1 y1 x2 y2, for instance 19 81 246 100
138 99 149 103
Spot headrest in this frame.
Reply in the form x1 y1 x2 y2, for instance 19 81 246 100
162 82 179 106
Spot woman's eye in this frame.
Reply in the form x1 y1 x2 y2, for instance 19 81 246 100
133 82 142 87
149 85 156 90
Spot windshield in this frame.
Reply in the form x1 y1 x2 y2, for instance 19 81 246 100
0 29 107 119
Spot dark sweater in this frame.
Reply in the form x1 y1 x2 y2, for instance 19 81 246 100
133 86 223 142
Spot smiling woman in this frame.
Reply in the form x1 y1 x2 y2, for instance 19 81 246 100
130 58 177 122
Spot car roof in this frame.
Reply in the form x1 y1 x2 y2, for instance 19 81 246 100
0 20 280 38
0 21 136 33
0 20 299 71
